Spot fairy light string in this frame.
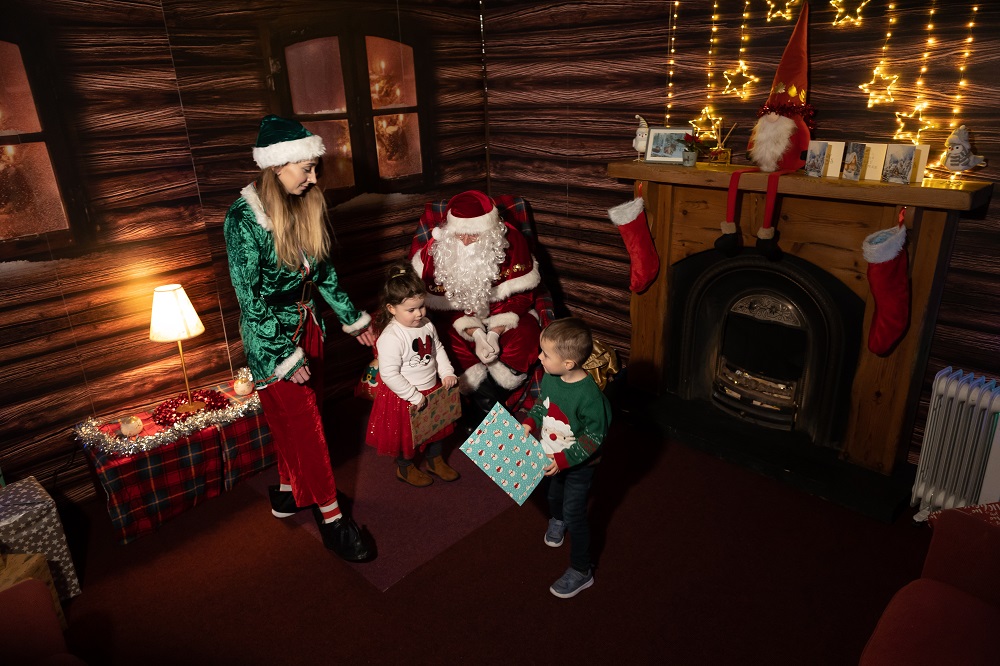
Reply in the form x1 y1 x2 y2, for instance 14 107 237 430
765 0 799 22
723 0 759 98
858 2 898 108
894 1 937 145
665 1 679 125
690 1 721 141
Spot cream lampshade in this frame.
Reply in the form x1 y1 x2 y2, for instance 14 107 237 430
150 284 206 413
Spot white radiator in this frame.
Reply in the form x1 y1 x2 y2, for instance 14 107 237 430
912 366 1000 522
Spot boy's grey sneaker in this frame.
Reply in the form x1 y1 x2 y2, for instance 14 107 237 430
544 518 566 547
550 567 594 598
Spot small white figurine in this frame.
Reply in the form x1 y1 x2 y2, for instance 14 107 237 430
632 115 649 160
944 125 985 172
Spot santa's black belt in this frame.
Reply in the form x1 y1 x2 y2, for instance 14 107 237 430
264 281 315 306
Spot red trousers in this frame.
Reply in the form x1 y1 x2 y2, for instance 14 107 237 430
256 314 337 508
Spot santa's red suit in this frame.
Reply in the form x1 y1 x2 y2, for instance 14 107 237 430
410 190 542 396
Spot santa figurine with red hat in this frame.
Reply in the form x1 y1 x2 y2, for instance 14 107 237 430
715 1 815 261
411 190 542 416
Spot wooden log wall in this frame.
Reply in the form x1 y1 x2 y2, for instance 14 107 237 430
480 0 1000 465
2 0 998 506
1 0 486 503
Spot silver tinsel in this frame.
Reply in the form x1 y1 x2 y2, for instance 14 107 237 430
75 392 263 457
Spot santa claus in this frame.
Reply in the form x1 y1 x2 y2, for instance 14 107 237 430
411 190 542 415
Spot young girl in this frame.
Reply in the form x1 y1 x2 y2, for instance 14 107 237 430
366 261 461 487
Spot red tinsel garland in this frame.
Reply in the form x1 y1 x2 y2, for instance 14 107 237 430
151 389 230 427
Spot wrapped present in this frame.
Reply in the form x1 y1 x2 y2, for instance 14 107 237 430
459 403 548 506
0 477 81 600
583 338 620 391
410 385 461 448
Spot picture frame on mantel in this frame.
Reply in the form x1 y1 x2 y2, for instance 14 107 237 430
644 128 687 163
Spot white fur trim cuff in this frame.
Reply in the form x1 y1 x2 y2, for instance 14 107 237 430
445 207 499 236
757 226 775 240
342 311 372 335
253 134 326 169
488 362 527 390
459 363 489 394
454 315 484 341
275 347 306 379
863 224 907 264
485 312 519 332
721 221 737 234
608 197 645 226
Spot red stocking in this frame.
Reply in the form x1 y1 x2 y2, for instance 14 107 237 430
608 196 659 293
862 210 910 355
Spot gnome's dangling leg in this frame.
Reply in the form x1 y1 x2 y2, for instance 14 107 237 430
754 171 791 262
862 209 910 355
608 195 660 293
714 169 758 257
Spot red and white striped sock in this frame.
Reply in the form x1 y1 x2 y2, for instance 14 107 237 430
319 500 342 523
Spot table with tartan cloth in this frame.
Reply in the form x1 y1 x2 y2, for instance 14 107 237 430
79 382 273 544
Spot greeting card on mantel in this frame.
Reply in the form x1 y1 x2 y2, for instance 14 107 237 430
459 402 548 505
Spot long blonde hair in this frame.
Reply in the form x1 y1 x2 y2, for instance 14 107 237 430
257 167 331 269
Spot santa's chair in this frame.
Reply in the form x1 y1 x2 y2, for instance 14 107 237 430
409 195 556 415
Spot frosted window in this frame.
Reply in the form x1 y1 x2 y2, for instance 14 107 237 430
366 36 417 110
286 37 347 115
302 120 355 190
0 41 69 239
374 113 422 180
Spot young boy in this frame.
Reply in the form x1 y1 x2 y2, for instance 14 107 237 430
521 317 612 598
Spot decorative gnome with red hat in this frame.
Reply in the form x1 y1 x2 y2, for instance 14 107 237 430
715 1 815 261
607 192 660 293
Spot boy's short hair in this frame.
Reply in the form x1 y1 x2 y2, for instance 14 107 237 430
541 317 593 366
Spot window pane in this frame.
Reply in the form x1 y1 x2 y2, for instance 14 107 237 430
0 143 70 238
366 36 417 110
285 37 347 115
374 113 422 179
0 41 42 134
302 120 354 190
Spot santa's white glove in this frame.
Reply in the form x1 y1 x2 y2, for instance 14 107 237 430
486 330 501 358
473 328 499 364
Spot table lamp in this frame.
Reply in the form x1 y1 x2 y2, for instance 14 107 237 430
150 284 206 413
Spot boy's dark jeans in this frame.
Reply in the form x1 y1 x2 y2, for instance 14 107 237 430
547 462 597 572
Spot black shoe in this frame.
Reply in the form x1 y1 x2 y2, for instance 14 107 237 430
268 485 311 519
316 511 376 562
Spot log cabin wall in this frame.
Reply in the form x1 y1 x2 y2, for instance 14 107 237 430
479 0 1000 466
1 0 486 503
1 0 998 505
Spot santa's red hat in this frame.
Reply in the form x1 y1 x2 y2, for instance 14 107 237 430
716 3 814 261
437 190 500 238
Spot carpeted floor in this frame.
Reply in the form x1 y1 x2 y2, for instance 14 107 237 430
245 440 514 591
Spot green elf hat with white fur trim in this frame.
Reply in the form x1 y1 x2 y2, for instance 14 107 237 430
252 115 326 169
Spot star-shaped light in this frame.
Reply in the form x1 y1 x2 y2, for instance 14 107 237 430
766 0 800 21
689 106 722 142
723 61 759 98
830 0 871 26
859 67 898 108
894 104 934 144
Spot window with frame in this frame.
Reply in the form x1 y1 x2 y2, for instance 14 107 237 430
266 17 431 201
0 18 87 250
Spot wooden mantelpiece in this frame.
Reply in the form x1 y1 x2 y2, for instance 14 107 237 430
608 160 993 474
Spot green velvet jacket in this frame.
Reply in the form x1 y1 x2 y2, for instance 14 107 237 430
223 184 371 387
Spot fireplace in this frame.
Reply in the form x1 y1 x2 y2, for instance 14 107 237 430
606 160 993 475
669 251 864 448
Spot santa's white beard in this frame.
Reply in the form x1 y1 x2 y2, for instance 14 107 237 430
749 113 796 172
430 225 508 316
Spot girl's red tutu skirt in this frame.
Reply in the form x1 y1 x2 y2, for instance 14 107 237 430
366 381 455 459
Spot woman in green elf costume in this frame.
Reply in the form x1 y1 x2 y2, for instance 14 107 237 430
223 115 376 562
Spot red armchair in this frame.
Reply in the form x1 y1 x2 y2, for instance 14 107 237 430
859 504 1000 666
0 578 86 665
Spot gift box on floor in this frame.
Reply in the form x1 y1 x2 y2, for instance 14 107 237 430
87 426 224 544
0 476 81 600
